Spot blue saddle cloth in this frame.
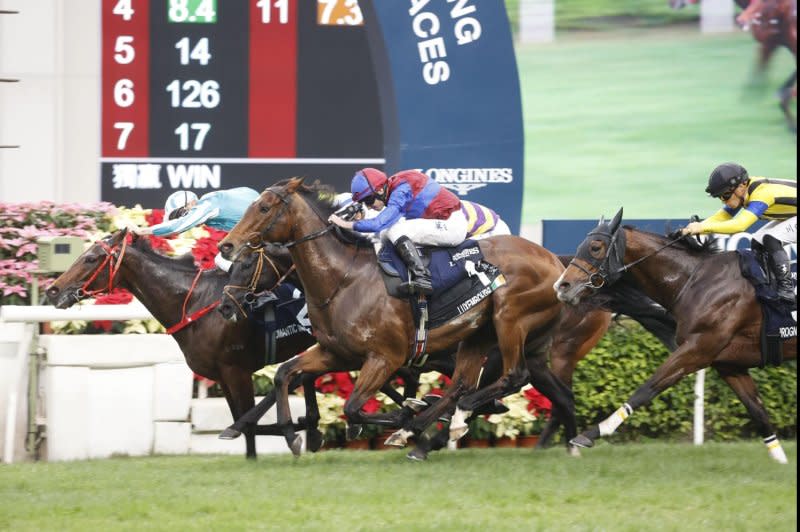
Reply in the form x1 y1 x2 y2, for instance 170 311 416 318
737 250 797 366
377 240 504 329
246 283 311 365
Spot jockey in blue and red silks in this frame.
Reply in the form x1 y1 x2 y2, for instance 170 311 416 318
328 168 467 295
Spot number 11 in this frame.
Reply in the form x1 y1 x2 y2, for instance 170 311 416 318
257 0 288 24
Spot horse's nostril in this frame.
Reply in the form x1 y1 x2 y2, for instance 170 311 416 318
218 242 232 257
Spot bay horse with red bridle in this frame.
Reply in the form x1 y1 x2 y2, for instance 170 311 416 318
218 178 581 457
554 208 796 463
45 230 323 459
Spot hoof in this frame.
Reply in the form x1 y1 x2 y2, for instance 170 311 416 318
346 424 363 441
567 445 582 458
449 424 469 442
306 430 324 453
402 398 428 413
570 433 594 448
384 429 411 448
218 427 242 440
290 435 303 457
406 447 428 461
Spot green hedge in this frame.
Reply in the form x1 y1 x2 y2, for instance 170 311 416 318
570 319 797 443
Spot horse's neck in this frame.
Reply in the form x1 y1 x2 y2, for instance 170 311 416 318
286 220 374 308
624 232 704 311
117 247 218 327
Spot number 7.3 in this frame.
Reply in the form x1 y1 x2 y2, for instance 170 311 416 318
174 122 211 150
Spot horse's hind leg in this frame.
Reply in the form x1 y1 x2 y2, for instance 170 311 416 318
525 353 579 456
300 373 325 453
778 70 797 133
714 364 789 464
218 367 257 460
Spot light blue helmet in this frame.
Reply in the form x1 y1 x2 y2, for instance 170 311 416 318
164 190 198 220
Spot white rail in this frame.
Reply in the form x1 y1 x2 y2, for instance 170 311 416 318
0 303 154 323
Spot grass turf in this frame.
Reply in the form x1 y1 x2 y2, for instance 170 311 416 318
517 27 797 223
0 441 795 531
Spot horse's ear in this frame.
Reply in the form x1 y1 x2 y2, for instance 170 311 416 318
598 214 606 226
286 176 305 192
114 227 128 243
609 208 624 232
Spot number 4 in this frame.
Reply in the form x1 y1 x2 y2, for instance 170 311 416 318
112 0 134 21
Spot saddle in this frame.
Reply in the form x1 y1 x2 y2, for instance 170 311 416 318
376 240 506 329
246 283 311 365
737 249 797 367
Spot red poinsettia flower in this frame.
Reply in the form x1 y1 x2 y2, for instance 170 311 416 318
92 288 134 331
524 386 552 418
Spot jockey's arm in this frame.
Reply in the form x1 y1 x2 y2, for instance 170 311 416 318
150 203 218 237
699 207 759 234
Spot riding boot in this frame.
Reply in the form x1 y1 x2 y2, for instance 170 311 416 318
395 236 434 295
763 235 795 304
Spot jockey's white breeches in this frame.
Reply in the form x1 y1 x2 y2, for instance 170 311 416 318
385 209 468 247
751 216 797 245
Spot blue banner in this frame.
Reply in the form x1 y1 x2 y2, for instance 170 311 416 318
361 0 524 234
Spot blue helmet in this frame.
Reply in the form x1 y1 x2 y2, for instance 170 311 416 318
351 168 388 203
164 190 198 220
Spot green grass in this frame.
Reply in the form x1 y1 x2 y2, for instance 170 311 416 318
0 441 795 531
517 28 797 223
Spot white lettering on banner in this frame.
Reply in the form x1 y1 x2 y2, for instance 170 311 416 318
425 167 513 195
451 246 480 262
408 0 483 85
112 163 163 189
779 326 797 338
456 285 493 314
166 164 221 189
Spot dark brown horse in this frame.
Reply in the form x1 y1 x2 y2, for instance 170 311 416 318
671 0 797 131
218 178 579 457
553 208 796 463
44 230 323 459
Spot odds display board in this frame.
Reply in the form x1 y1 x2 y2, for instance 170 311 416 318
101 0 524 233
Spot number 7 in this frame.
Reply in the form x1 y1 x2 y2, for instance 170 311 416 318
113 122 134 150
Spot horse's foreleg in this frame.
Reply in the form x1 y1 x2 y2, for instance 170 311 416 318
273 345 344 457
342 355 405 437
571 341 710 449
220 373 303 439
715 364 788 464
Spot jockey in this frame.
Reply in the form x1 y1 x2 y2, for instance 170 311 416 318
682 162 797 303
328 168 468 295
133 187 260 271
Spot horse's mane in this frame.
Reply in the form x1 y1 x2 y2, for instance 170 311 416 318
130 234 209 272
287 178 374 248
624 225 721 256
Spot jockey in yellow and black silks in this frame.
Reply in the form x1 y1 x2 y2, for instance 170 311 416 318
682 162 797 303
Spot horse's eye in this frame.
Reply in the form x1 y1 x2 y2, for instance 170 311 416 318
590 244 602 253
85 255 98 264
259 204 269 214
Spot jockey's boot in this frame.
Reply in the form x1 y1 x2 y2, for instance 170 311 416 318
764 235 795 304
395 236 434 296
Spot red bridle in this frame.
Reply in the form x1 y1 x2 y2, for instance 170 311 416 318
77 238 128 299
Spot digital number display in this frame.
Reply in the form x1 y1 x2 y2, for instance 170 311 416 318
317 0 364 26
101 0 382 208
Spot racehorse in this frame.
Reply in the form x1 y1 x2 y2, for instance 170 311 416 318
218 178 579 457
671 0 797 131
221 247 679 455
44 230 324 459
553 209 796 463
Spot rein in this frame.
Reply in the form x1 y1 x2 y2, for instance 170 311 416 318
165 268 220 335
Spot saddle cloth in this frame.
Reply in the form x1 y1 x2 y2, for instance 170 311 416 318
377 240 505 329
246 283 311 365
737 250 797 367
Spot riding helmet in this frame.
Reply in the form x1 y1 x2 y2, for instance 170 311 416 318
351 168 388 202
164 190 198 220
705 162 749 197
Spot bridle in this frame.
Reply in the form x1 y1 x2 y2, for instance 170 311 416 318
569 224 685 291
242 185 362 308
75 237 128 300
221 247 296 317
